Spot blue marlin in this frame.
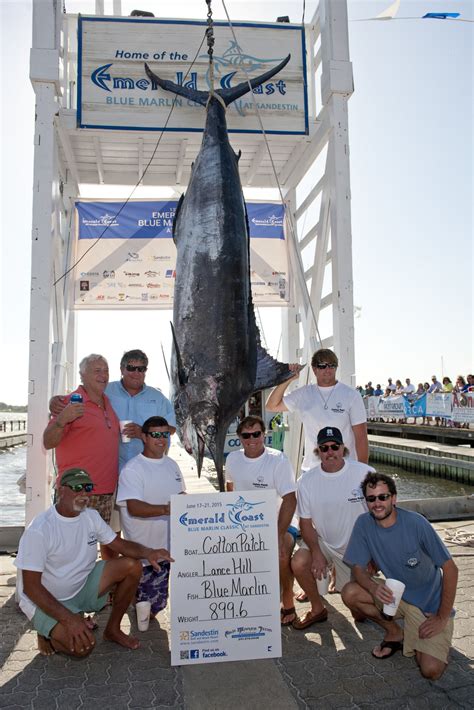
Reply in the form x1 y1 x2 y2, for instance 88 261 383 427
145 56 299 491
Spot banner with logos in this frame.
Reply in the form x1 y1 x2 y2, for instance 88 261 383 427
452 392 474 423
169 490 281 665
73 200 290 309
367 392 474 423
78 17 308 134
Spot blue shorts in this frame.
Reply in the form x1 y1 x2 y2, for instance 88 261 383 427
287 525 299 543
32 560 108 638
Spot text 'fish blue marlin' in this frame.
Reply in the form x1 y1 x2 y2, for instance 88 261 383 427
145 56 300 491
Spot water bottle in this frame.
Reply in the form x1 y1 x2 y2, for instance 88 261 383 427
70 393 83 403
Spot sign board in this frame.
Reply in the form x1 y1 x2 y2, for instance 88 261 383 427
169 490 281 665
73 200 290 308
77 16 308 134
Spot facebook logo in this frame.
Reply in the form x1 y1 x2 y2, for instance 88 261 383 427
190 649 200 659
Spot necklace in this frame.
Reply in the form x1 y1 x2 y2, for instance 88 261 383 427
316 384 337 410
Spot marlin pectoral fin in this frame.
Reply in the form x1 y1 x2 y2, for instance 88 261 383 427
170 322 188 386
145 63 208 106
173 193 185 243
254 345 304 391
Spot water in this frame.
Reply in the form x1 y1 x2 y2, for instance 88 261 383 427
0 441 472 527
0 445 27 526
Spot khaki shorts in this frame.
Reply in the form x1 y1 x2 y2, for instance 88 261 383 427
33 561 107 639
373 580 453 664
87 493 114 525
298 538 351 591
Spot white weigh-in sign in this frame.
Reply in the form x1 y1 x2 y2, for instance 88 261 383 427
169 491 281 665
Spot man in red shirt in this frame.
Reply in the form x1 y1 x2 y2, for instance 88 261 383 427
43 354 119 534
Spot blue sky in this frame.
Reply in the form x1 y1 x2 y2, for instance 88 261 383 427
0 1 472 404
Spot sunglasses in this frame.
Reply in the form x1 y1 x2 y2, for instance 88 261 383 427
240 431 263 439
125 364 147 373
365 493 392 503
64 483 94 493
146 431 169 439
315 363 336 370
319 443 341 452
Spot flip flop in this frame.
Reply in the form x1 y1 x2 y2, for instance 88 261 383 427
292 608 328 630
295 591 308 603
371 640 403 659
280 606 296 626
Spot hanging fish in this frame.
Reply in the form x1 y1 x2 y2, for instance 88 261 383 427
145 56 300 491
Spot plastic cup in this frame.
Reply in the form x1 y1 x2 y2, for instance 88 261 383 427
136 601 151 631
120 420 132 443
316 574 330 596
383 578 406 616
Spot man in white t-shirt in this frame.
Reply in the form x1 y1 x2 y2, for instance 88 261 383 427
402 379 415 394
291 426 373 630
14 467 172 657
225 415 298 627
116 416 186 617
266 348 368 471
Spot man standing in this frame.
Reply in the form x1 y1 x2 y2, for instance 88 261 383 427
402 378 415 394
291 427 372 629
266 348 368 471
225 416 297 627
106 350 176 470
43 354 119 526
342 472 458 680
116 416 185 618
15 468 172 657
428 376 443 393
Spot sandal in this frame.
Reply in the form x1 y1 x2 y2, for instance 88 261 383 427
295 591 308 603
371 640 403 659
280 606 296 626
292 608 328 629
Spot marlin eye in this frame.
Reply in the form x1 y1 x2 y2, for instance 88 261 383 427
206 424 217 435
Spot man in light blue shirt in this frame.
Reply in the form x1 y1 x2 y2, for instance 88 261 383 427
106 349 176 470
342 472 457 680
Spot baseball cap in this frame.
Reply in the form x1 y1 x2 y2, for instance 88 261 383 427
317 426 344 446
59 468 93 488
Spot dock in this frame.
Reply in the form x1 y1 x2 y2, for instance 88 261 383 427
0 444 473 709
369 434 474 485
0 419 27 450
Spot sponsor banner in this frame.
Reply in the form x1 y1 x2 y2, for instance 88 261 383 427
78 17 308 134
402 394 427 418
452 392 474 423
426 393 452 418
170 490 281 665
368 392 474 422
73 200 290 309
368 395 406 420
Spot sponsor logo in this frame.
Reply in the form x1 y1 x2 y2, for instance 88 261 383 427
81 213 119 228
159 294 169 298
80 271 99 277
141 293 148 301
123 271 140 277
165 269 176 278
127 252 140 261
95 295 105 301
102 270 115 278
128 283 145 288
79 280 89 292
144 270 159 277
225 625 270 640
331 403 346 414
146 283 161 288
189 649 200 659
251 213 284 227
87 533 98 546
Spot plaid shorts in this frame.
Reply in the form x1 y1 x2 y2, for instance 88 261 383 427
87 493 114 524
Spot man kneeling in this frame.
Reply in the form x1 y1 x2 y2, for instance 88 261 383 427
15 468 172 657
342 472 458 680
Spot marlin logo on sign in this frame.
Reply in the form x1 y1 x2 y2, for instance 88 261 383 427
226 496 265 530
199 42 288 116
